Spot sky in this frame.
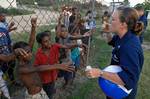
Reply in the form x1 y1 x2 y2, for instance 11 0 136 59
99 0 145 7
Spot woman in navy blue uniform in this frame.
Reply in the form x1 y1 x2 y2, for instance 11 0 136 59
86 7 144 99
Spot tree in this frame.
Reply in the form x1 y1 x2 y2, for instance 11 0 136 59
135 1 150 11
123 0 130 6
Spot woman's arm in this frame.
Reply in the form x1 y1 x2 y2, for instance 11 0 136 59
86 68 125 86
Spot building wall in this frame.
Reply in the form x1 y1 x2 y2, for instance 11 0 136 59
0 0 17 8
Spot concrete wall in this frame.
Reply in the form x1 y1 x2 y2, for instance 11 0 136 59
0 0 17 8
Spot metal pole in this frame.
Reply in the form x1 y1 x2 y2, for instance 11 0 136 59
86 0 95 65
112 0 115 13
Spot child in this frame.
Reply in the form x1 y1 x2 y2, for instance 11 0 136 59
0 70 10 99
0 13 17 32
12 18 75 99
0 13 17 82
34 31 84 98
61 5 72 29
13 41 75 99
0 49 25 99
70 31 81 73
101 11 110 33
55 16 89 88
69 7 78 26
84 10 96 30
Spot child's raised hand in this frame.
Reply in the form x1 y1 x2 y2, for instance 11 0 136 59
9 21 17 32
102 23 110 33
31 17 37 27
11 27 17 31
10 21 15 27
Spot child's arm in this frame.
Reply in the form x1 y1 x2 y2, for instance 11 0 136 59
28 18 37 50
19 63 75 74
0 48 28 62
8 27 17 32
69 31 91 40
59 43 87 49
0 54 15 62
35 63 74 72
56 14 63 37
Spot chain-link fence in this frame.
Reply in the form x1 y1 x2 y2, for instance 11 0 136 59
0 0 105 40
0 0 108 99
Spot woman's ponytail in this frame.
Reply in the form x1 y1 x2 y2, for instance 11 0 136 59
134 21 144 35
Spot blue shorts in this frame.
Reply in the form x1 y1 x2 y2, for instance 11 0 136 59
58 70 74 80
72 55 80 67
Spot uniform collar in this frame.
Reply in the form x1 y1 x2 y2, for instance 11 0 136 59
119 30 134 45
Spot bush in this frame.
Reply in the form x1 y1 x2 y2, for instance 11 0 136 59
17 0 51 6
16 0 34 5
0 7 34 16
135 2 150 11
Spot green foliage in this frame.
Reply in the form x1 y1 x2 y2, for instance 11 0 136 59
16 0 34 5
135 2 150 11
123 0 130 6
17 0 55 6
0 7 34 16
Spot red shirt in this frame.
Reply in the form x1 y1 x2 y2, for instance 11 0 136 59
34 43 61 84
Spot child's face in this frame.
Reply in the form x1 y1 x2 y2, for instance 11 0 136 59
60 27 68 38
0 14 6 22
72 32 78 36
18 46 32 61
72 30 78 36
41 36 51 49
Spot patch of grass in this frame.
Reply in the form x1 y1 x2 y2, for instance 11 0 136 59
67 79 105 99
144 29 150 42
144 21 150 42
137 51 150 99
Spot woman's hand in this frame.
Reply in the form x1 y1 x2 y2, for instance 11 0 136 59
86 68 103 78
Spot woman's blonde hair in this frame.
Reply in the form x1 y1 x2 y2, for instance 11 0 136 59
117 6 144 35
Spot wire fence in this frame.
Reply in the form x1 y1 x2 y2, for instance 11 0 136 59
0 0 108 99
